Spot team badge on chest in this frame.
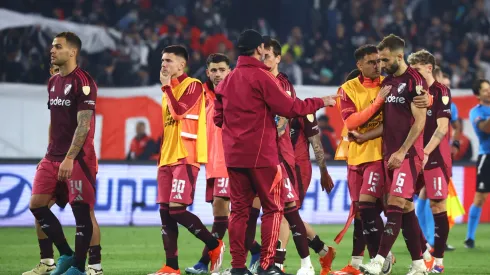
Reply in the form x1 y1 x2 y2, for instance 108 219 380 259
64 84 72 95
397 83 406 94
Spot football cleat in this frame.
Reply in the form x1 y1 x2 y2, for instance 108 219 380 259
22 261 56 275
444 244 455 251
87 265 103 275
359 258 383 275
382 253 396 275
296 265 314 275
429 265 444 273
319 246 336 275
148 265 181 275
185 262 208 274
61 266 86 275
330 264 363 275
50 255 75 275
464 239 475 249
209 239 225 273
257 265 292 275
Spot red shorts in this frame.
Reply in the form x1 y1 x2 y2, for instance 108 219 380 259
282 162 299 204
347 160 385 202
295 160 312 200
205 177 230 202
32 157 97 208
157 164 199 205
421 166 449 200
385 157 423 199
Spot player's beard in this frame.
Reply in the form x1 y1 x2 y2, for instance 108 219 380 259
212 79 221 87
384 60 399 75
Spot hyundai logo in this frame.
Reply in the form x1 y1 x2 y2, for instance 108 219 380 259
0 173 32 218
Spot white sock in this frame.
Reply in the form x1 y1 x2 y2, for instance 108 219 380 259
351 256 363 269
40 258 55 265
318 245 328 257
413 259 425 270
387 251 393 259
423 249 432 261
300 256 312 268
88 263 102 270
435 258 443 266
374 255 385 265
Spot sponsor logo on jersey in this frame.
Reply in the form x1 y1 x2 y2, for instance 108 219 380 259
427 110 432 116
385 94 406 104
49 97 71 107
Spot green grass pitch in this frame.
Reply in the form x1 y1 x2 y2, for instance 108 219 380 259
1 224 489 274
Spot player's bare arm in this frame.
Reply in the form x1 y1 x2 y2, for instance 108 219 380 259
308 133 334 193
423 117 449 167
58 109 93 180
350 125 383 144
477 118 490 134
387 102 426 169
276 116 288 136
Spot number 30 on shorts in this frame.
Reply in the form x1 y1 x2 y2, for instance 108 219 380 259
172 179 186 194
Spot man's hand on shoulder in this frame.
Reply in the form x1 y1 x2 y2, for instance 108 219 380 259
322 95 339 107
413 90 432 108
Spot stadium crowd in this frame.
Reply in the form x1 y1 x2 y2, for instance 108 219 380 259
1 0 490 87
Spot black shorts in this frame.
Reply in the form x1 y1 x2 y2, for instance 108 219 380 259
476 154 490 193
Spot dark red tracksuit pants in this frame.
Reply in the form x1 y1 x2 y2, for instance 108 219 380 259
228 165 285 270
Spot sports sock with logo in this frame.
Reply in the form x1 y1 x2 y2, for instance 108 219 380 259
433 211 449 259
199 216 229 265
39 238 54 259
30 206 73 256
352 217 366 257
169 206 219 250
72 203 94 272
159 204 179 270
467 204 482 240
88 245 102 265
378 205 403 258
402 210 423 261
284 207 309 259
359 202 382 258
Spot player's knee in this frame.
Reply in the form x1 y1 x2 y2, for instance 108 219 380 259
252 197 261 209
285 201 296 209
429 199 446 214
212 197 230 216
473 192 487 207
359 194 377 203
387 195 406 208
403 200 415 212
29 194 52 209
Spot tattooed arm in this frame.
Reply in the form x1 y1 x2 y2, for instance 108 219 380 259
308 133 334 192
58 110 93 180
276 116 289 136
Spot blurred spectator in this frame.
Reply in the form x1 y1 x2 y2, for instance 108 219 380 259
453 122 473 161
317 115 337 161
127 122 157 161
0 0 488 88
280 50 303 85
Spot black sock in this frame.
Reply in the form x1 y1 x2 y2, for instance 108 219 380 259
166 257 179 270
71 203 93 272
250 241 261 255
30 206 73 256
39 238 54 259
308 235 325 254
88 245 102 265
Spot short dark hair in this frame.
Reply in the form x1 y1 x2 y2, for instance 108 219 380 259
239 48 256 57
318 115 328 122
162 45 189 62
264 38 282 57
206 53 230 67
55 32 82 51
472 79 490 96
345 69 361 82
354 45 378 61
377 34 405 52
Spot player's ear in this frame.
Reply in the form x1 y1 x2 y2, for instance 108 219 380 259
277 55 281 64
206 68 210 77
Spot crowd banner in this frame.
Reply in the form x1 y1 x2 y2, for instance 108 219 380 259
0 83 481 160
0 163 473 227
0 9 119 54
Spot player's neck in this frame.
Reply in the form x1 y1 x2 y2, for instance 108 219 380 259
480 100 490 107
59 61 77 77
427 77 435 87
271 68 279 77
393 61 408 77
172 71 184 79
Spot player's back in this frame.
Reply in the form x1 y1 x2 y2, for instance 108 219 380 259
47 67 97 162
382 66 427 159
470 104 490 155
424 81 452 170
276 73 296 167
